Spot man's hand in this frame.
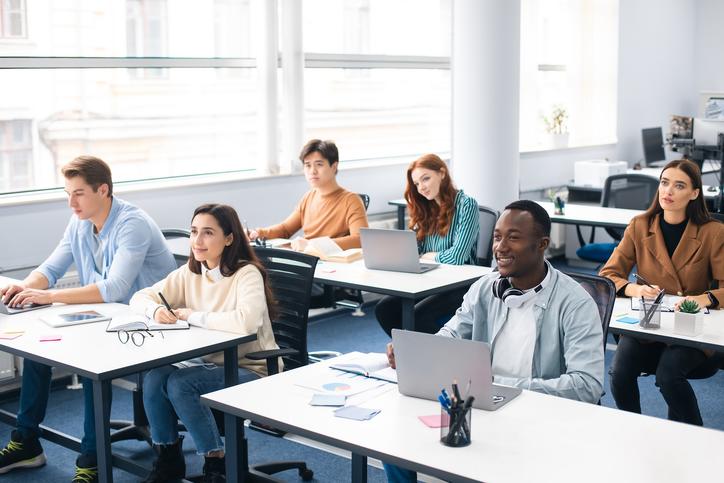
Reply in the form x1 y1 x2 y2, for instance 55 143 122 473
291 237 309 252
0 284 26 304
154 307 178 324
386 342 396 369
6 288 53 307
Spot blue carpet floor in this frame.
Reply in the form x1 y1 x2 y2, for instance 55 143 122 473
0 295 723 482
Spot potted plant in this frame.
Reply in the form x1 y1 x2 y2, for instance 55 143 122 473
544 106 569 149
674 299 703 336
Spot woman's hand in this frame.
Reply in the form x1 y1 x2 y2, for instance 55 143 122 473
247 229 259 241
154 307 178 324
386 342 397 369
627 283 661 299
172 308 193 321
673 295 711 311
420 252 437 261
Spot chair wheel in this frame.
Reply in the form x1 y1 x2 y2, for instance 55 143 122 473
299 468 314 481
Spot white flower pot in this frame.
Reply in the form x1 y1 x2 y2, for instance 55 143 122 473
674 312 703 336
550 133 569 149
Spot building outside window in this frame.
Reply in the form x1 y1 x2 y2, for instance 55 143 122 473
0 0 26 38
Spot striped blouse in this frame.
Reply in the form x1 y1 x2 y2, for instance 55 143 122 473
417 190 480 265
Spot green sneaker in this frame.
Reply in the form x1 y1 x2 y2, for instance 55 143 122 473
0 430 46 474
72 454 98 483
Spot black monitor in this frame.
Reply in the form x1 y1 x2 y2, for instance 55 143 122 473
642 127 666 165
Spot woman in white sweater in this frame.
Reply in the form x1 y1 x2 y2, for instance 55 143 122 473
130 203 278 483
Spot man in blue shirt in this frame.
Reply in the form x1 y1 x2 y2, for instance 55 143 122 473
0 156 176 482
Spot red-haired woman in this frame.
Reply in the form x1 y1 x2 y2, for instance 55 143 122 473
375 154 480 335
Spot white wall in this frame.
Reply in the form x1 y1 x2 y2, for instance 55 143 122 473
615 0 697 165
694 0 724 97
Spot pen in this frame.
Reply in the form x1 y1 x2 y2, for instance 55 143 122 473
158 292 176 320
634 273 656 290
452 380 462 404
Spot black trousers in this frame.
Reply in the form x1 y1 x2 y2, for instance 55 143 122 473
374 287 468 336
609 335 721 426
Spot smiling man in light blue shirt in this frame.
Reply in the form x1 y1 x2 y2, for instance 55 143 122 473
0 155 176 482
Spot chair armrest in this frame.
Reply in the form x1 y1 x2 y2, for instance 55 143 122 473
246 348 298 361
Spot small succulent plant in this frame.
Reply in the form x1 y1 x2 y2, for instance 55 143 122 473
679 299 701 314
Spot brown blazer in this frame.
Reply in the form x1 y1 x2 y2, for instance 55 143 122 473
599 213 724 303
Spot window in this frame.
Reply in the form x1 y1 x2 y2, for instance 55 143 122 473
519 0 619 151
0 0 26 38
127 0 168 79
303 0 452 163
0 120 32 191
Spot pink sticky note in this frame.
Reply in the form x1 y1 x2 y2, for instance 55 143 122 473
0 333 22 340
321 268 336 274
39 335 62 342
418 414 445 428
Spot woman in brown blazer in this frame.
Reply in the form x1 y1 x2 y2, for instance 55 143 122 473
600 159 723 426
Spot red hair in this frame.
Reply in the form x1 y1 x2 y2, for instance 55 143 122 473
404 154 458 242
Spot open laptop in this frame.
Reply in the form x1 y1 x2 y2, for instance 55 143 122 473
0 300 51 316
392 329 521 411
359 228 439 274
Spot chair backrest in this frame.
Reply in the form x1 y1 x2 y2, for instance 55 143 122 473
564 271 615 348
476 205 499 267
161 228 191 268
711 212 724 223
601 173 659 240
358 193 370 212
253 248 319 370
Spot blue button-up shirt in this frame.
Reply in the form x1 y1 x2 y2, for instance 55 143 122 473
36 197 176 304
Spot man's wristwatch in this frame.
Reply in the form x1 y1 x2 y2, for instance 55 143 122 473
706 291 719 309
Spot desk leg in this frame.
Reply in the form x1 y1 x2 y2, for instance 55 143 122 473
92 380 113 483
351 453 368 483
396 206 405 230
223 346 244 483
401 298 415 331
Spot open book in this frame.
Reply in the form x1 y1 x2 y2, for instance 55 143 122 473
106 314 190 332
304 236 363 263
330 352 397 383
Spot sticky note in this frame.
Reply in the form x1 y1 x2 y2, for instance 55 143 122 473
0 333 22 340
310 394 346 407
39 335 62 342
334 406 381 421
418 414 445 428
616 316 639 324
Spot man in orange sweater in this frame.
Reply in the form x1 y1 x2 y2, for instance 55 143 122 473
250 139 369 251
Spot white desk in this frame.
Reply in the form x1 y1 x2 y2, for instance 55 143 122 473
609 297 724 352
537 200 642 230
203 356 724 483
313 260 491 331
0 290 254 482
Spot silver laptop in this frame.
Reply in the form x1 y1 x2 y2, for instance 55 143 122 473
392 329 521 411
360 228 439 274
0 300 51 316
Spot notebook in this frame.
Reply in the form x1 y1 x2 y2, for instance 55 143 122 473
106 314 189 332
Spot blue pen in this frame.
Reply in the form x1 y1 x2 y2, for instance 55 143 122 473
438 394 451 413
441 388 452 406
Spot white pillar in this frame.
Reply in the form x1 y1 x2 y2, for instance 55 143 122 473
452 0 521 211
280 0 304 174
257 0 279 174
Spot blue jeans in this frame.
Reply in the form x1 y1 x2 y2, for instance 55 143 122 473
17 359 110 458
143 363 258 455
383 463 417 483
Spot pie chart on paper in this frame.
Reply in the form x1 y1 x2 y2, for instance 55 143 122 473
322 382 352 392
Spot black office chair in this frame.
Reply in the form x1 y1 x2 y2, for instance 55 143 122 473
576 174 659 266
564 271 615 347
242 248 319 481
711 212 724 223
476 205 499 267
110 229 191 446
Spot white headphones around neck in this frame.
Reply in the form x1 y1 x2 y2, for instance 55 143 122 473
491 265 550 309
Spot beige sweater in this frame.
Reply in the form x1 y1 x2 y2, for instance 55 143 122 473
129 264 279 376
257 187 368 249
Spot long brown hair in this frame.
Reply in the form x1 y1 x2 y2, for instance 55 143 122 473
404 154 458 241
643 159 712 226
187 204 276 318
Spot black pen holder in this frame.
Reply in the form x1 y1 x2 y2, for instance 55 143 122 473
639 301 661 329
440 406 471 448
